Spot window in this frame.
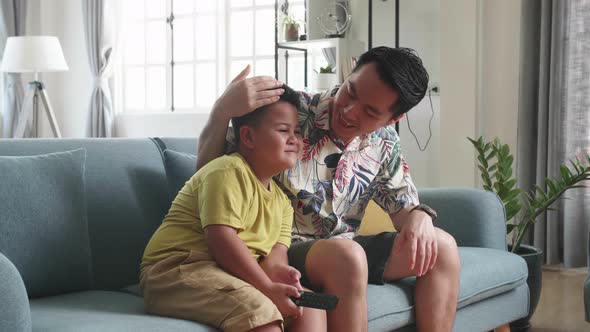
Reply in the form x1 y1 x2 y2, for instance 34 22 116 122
119 0 281 113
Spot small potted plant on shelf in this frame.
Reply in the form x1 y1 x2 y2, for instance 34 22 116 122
315 64 338 92
469 136 590 331
283 14 300 42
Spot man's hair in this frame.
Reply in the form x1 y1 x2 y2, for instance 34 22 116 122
232 84 300 143
353 47 429 117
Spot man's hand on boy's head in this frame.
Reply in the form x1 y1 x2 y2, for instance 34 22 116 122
212 64 284 121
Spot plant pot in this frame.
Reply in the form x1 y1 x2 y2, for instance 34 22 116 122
508 244 543 332
316 72 338 92
284 24 299 41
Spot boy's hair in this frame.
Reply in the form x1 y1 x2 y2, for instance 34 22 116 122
231 84 300 144
353 47 429 117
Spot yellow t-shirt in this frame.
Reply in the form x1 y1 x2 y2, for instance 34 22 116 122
142 153 294 269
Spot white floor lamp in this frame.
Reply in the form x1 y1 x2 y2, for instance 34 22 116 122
0 36 69 138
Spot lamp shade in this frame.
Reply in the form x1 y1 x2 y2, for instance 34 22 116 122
0 36 69 73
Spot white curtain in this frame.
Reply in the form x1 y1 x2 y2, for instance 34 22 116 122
518 0 590 268
0 0 28 138
82 0 120 137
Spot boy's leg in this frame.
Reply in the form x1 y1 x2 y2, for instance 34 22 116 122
286 288 327 332
289 239 369 332
382 228 461 332
141 251 283 332
250 322 283 332
288 308 327 332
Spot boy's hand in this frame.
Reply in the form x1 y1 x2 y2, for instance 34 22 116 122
262 263 303 290
211 65 284 121
262 282 303 319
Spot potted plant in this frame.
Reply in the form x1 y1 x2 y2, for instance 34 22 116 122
315 64 338 92
283 14 300 42
469 136 590 331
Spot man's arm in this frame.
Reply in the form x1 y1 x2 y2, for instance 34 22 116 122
196 65 284 170
196 111 232 171
205 225 302 318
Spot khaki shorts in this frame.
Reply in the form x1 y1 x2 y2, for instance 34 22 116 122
140 251 283 332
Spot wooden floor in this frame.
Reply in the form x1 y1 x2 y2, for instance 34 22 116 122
528 266 588 332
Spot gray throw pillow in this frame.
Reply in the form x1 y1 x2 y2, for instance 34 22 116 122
0 149 92 298
163 149 197 200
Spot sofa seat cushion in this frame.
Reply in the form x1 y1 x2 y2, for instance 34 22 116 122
0 149 92 298
367 247 527 329
30 291 216 332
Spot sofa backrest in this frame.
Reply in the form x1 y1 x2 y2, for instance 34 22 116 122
0 138 171 291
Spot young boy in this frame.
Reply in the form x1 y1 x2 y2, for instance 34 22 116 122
140 85 305 331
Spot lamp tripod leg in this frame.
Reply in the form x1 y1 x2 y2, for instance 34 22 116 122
38 87 62 138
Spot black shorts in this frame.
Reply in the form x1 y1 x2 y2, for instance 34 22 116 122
287 232 398 289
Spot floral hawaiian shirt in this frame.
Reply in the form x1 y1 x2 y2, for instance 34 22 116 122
228 87 419 242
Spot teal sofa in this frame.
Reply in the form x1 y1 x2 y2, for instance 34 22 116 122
0 137 529 332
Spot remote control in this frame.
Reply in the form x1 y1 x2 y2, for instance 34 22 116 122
290 290 339 310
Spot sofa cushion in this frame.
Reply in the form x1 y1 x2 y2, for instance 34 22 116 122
0 149 92 298
366 247 528 330
0 138 172 290
162 149 197 199
30 291 215 331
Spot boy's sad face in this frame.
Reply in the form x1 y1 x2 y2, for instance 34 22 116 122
245 101 302 173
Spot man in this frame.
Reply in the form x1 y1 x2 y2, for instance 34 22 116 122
197 47 460 332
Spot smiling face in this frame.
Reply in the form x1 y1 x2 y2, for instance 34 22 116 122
240 101 302 174
331 63 403 144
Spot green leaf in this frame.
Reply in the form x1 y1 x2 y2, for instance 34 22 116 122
502 144 510 156
478 165 487 175
546 179 557 194
560 165 572 181
506 224 516 235
570 160 581 173
506 205 521 221
485 150 496 161
505 179 517 190
478 155 488 168
506 189 521 202
494 182 502 192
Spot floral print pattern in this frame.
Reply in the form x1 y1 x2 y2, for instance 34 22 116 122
276 88 419 242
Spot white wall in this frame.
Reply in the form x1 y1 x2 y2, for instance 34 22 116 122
439 0 521 188
439 0 479 187
478 0 521 161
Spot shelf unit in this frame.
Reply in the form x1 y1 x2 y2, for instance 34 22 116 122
274 1 364 91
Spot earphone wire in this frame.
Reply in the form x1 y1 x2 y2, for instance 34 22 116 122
405 88 434 152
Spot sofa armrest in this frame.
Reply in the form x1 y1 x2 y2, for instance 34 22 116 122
0 252 31 332
419 188 507 250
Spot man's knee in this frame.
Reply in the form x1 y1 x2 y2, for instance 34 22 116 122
435 229 460 272
307 239 368 288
